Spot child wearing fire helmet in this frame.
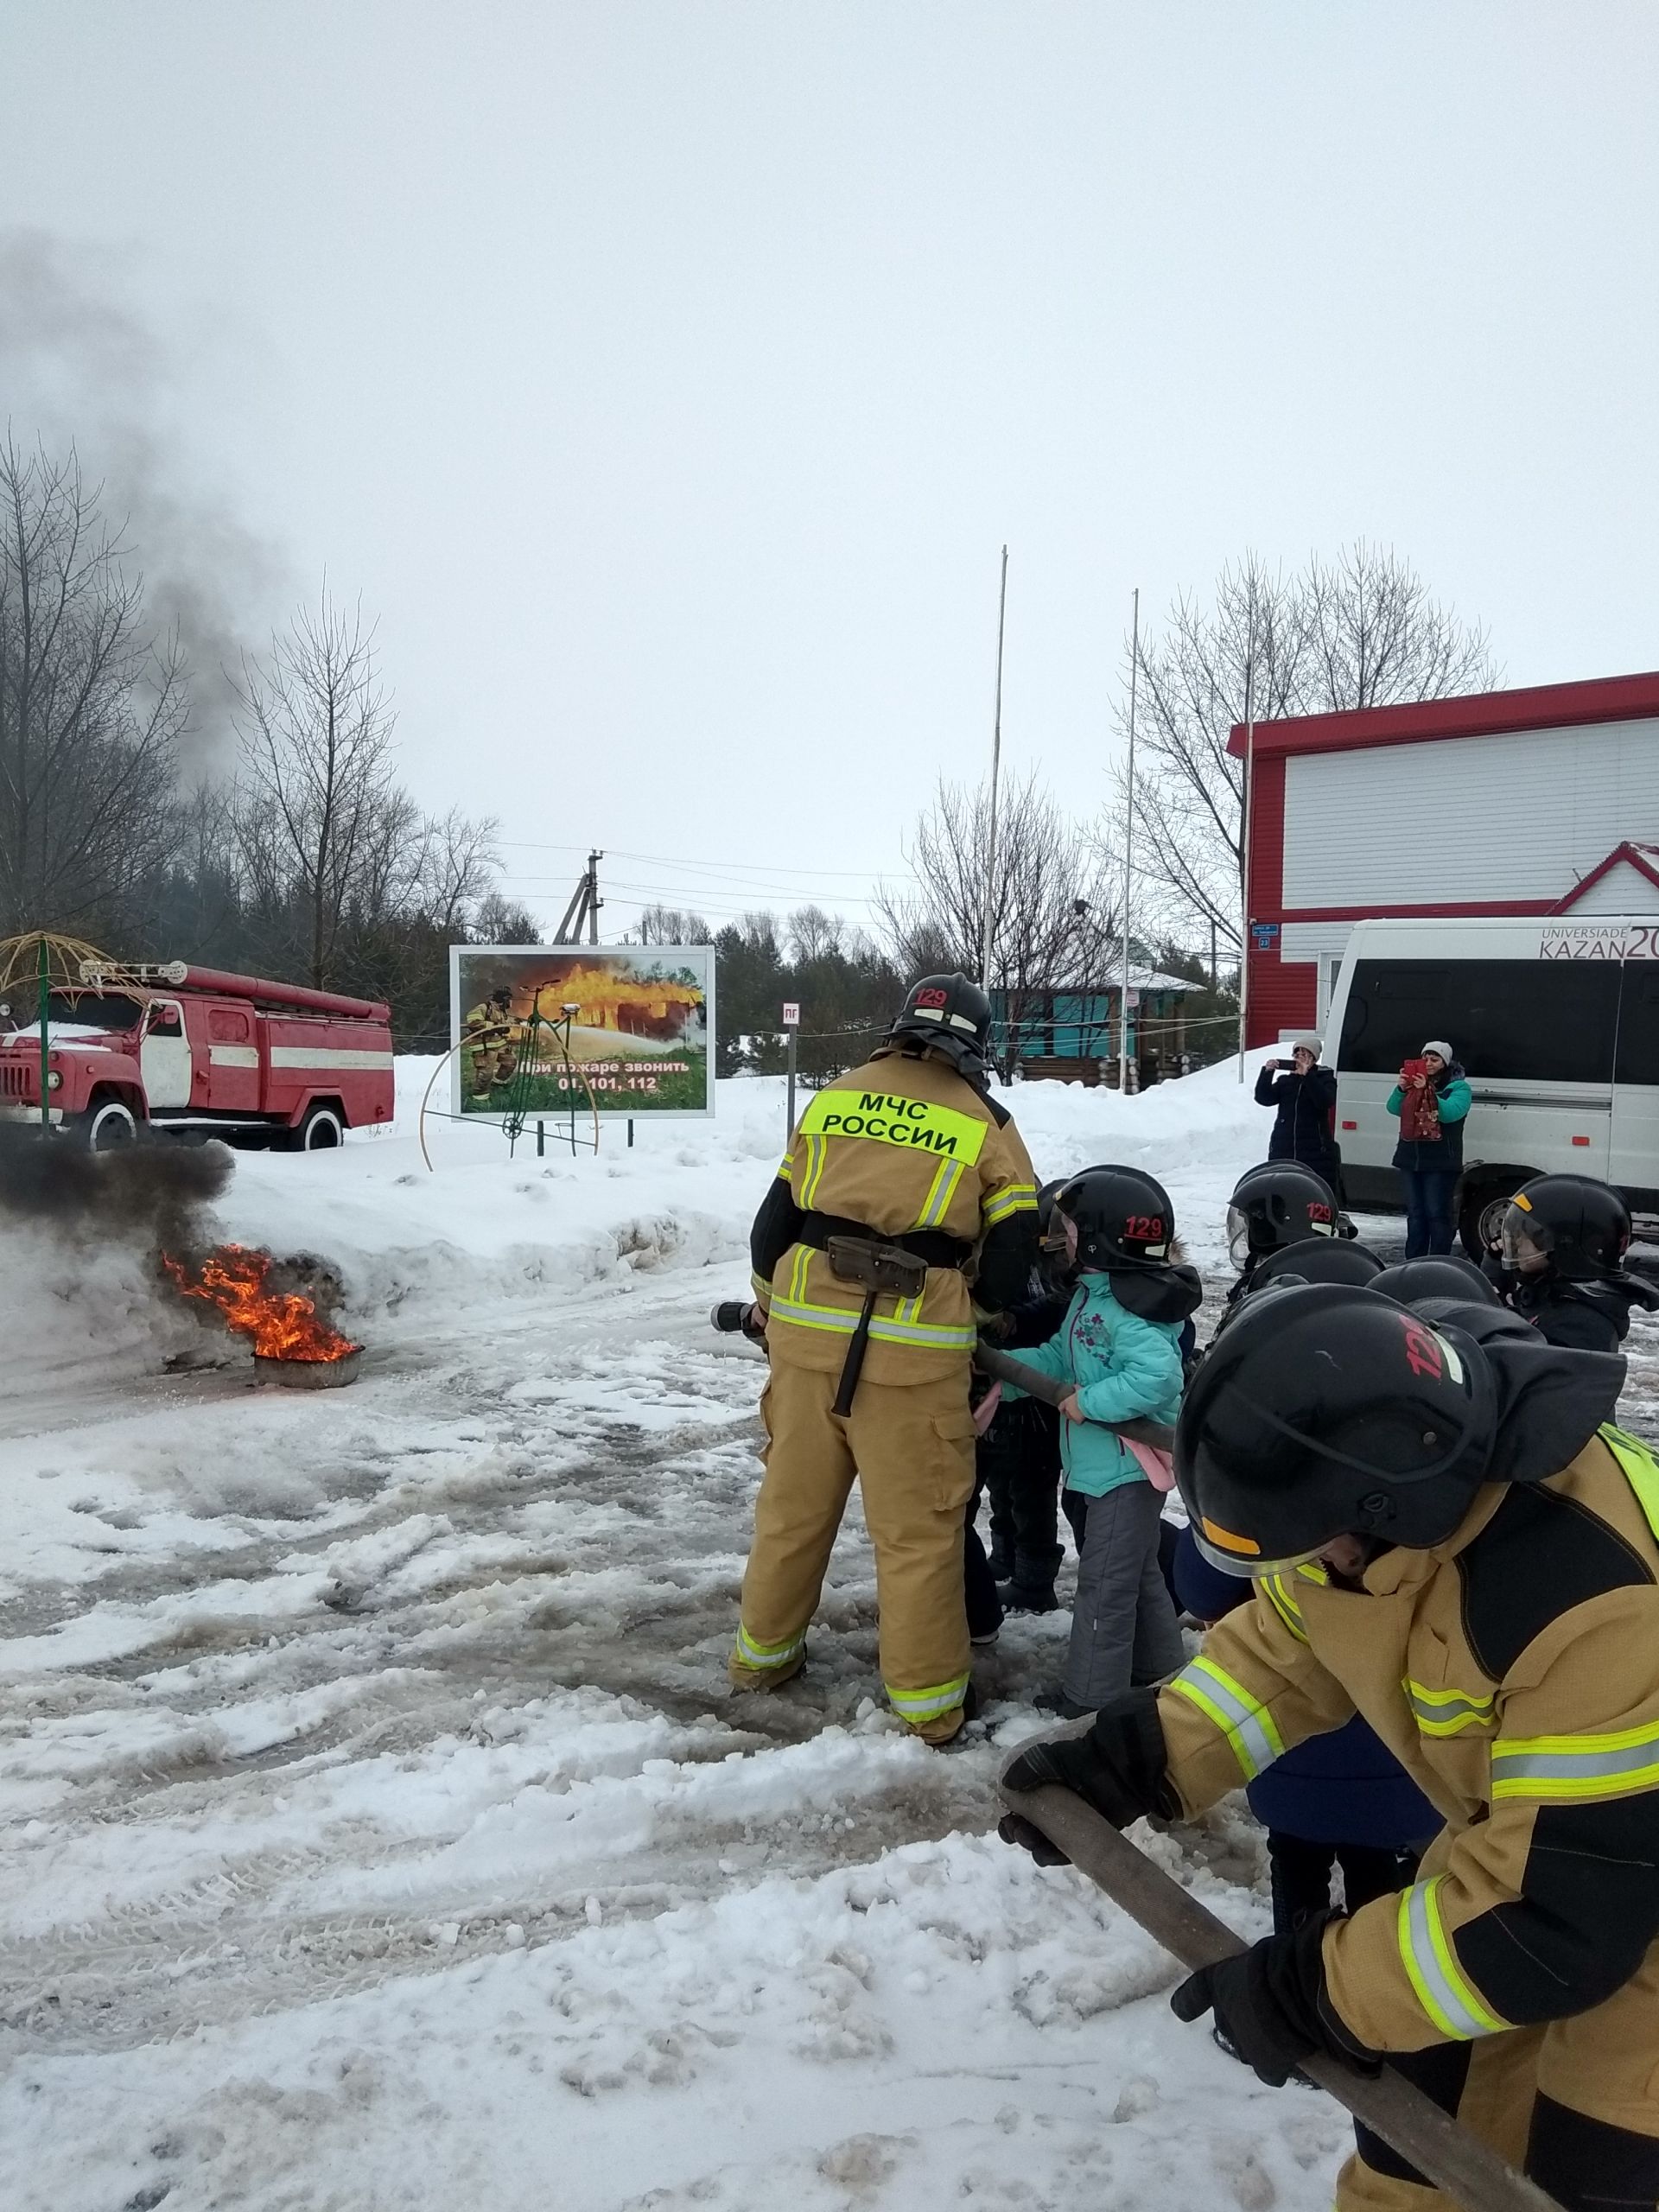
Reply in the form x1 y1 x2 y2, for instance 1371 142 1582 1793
1221 1161 1344 1313
1496 1173 1659 1354
1000 1166 1202 1718
1001 1279 1659 2211
974 1178 1074 1614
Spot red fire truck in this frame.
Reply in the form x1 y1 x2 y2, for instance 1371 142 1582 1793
0 963 396 1151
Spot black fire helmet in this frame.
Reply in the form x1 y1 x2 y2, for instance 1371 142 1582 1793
1227 1161 1339 1268
1054 1166 1175 1270
1036 1177 1069 1242
1372 1256 1501 1308
1249 1237 1385 1292
1503 1174 1633 1281
1174 1282 1498 1576
887 972 993 1079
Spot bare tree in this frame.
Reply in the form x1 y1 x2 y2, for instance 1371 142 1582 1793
1304 540 1492 710
0 436 190 936
631 902 712 944
232 590 404 988
412 804 500 939
471 889 541 944
878 773 1120 1062
787 903 846 963
1119 545 1496 952
1120 556 1307 957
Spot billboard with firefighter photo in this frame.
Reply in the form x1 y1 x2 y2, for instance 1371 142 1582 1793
448 945 715 1120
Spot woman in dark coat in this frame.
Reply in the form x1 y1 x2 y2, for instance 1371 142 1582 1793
1254 1033 1342 1192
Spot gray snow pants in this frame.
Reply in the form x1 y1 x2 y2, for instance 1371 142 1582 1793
1062 1478 1185 1712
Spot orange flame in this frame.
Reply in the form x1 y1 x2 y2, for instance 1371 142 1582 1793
162 1244 360 1362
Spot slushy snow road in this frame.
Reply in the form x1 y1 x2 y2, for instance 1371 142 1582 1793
1 1059 1650 2210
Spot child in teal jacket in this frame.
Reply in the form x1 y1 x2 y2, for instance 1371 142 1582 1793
1003 1167 1203 1716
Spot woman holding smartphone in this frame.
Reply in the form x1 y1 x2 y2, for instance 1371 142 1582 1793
1253 1033 1342 1192
1387 1039 1471 1255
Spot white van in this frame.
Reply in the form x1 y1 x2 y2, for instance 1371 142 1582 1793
1327 913 1659 1255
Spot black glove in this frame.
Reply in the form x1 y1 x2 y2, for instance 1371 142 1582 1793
998 1690 1174 1866
1169 1916 1378 2088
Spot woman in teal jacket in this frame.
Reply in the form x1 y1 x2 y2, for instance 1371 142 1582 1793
1386 1039 1472 1257
1004 1166 1202 1717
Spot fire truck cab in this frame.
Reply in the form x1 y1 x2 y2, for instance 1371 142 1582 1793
0 963 396 1151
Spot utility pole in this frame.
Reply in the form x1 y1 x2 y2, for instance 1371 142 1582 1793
1236 590 1257 1083
1117 588 1140 1096
978 546 1010 988
553 850 605 944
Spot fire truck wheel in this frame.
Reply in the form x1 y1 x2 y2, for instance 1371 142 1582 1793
287 1103 345 1153
80 1098 138 1152
1459 1173 1527 1262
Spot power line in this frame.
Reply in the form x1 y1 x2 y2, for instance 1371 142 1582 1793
504 874 893 910
498 840 894 885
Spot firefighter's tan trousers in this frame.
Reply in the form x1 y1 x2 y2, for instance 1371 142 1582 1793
729 1359 976 1743
1337 1941 1659 2209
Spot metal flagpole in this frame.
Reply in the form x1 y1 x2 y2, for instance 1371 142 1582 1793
1236 596 1257 1082
978 546 1010 986
1117 588 1140 1094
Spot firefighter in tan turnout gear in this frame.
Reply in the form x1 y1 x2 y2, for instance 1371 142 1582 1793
1003 1281 1659 2212
462 987 517 1103
730 973 1039 1745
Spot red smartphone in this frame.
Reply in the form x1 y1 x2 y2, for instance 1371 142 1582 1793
1402 1057 1427 1082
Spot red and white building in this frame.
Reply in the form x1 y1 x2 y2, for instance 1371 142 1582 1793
1232 669 1659 1047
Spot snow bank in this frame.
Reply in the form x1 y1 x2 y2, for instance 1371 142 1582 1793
213 1050 1279 1340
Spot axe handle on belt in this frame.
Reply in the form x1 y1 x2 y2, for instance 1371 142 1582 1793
831 1291 877 1417
996 1778 1564 2212
972 1341 1176 1452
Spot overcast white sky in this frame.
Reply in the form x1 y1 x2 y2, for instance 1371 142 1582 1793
3 3 1656 944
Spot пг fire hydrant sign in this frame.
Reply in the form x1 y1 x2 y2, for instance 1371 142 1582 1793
449 944 715 1120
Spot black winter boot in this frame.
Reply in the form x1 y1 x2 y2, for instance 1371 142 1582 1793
997 1579 1060 1614
1033 1686 1092 1719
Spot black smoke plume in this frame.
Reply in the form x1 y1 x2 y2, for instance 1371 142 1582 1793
0 1127 232 1254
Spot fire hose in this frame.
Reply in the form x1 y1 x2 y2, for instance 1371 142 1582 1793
996 1773 1564 2212
972 1339 1176 1452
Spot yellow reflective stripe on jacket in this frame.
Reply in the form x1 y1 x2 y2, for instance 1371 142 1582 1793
1169 1656 1286 1779
1491 1719 1659 1802
913 1155 965 1230
887 1672 969 1722
798 1130 831 1207
1261 1573 1309 1644
733 1623 806 1671
798 1086 988 1165
777 1153 793 1184
1600 1423 1659 1543
1397 1878 1509 2039
982 1180 1038 1227
1404 1678 1497 1738
766 1294 977 1352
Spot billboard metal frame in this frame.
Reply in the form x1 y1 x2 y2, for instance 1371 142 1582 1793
448 943 716 1123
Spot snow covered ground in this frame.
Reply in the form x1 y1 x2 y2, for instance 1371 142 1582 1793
1 1057 1650 2211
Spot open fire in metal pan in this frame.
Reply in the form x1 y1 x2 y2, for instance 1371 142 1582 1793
162 1244 363 1387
